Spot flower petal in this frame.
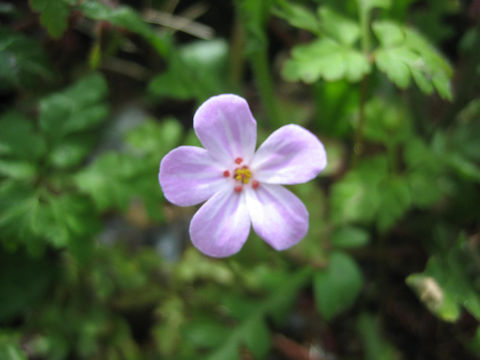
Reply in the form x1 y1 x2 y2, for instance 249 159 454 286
245 184 308 250
251 124 327 184
159 146 225 206
194 94 257 165
190 188 251 257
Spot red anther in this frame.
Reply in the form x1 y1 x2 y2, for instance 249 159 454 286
223 170 230 177
235 157 243 164
252 180 260 189
234 185 243 193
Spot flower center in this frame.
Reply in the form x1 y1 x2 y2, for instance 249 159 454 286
223 157 260 193
234 166 252 184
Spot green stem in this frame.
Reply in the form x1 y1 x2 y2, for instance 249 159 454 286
353 0 371 164
358 0 371 54
353 76 367 164
386 141 398 174
249 47 282 128
234 0 281 128
229 14 245 89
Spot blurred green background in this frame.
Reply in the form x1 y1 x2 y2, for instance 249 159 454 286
0 0 479 359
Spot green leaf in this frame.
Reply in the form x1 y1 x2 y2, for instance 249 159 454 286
235 0 273 52
407 170 444 208
356 312 401 360
312 80 359 137
406 273 461 322
39 73 108 140
149 39 230 102
0 250 54 322
356 0 392 23
30 0 70 38
444 153 480 183
76 117 181 218
205 313 269 360
154 296 185 356
207 268 311 359
318 6 360 45
404 137 443 174
314 252 363 320
330 156 387 225
0 180 99 250
376 177 411 231
363 98 412 145
183 320 230 349
330 155 414 230
0 111 46 161
41 194 100 248
242 315 271 359
438 101 480 182
360 0 392 12
375 46 416 88
453 99 480 161
0 160 36 180
207 341 239 360
372 20 404 46
467 327 480 356
126 118 182 155
176 248 234 285
0 3 16 15
148 68 193 100
373 20 453 99
74 152 164 220
78 0 168 55
47 135 96 169
0 333 28 360
0 181 41 252
404 138 447 207
331 226 370 248
405 27 453 99
283 38 370 83
264 267 313 324
180 39 230 98
0 28 54 90
292 182 326 259
407 236 480 322
74 153 141 211
272 0 320 34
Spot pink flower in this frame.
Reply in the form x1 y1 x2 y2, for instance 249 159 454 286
159 94 327 258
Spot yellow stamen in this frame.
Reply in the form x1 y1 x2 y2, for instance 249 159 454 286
234 168 252 184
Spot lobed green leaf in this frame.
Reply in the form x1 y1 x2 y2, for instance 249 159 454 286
78 0 169 55
149 39 230 102
318 6 360 46
283 38 370 83
272 0 320 34
30 0 70 38
0 180 99 251
331 226 370 248
0 28 54 90
373 20 453 99
406 236 480 323
39 73 108 140
0 111 46 161
314 252 364 320
356 312 401 360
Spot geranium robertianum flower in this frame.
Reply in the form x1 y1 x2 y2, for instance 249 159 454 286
159 94 327 258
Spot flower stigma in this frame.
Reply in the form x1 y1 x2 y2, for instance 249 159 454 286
224 160 258 193
234 166 252 184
